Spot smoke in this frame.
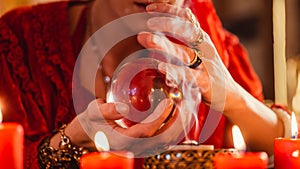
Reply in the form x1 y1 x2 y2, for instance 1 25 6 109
73 11 226 157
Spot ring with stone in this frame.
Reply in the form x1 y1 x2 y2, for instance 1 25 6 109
188 48 203 69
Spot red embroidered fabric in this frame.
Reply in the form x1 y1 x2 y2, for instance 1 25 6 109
0 0 263 168
0 2 78 168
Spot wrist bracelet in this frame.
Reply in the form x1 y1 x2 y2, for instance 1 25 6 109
38 124 89 169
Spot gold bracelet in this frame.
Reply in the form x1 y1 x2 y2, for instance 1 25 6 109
38 124 89 169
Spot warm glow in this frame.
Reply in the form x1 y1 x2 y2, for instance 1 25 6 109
94 131 110 151
292 150 300 158
0 105 2 123
232 125 246 151
291 112 298 138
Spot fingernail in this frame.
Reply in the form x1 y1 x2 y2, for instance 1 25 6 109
148 18 159 28
158 62 167 73
163 99 174 115
138 32 147 39
137 32 148 45
166 98 174 108
115 102 129 115
152 34 161 45
146 4 157 11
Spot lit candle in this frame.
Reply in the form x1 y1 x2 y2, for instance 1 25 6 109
291 112 299 139
0 105 24 169
80 131 134 169
274 112 300 168
274 138 300 168
232 125 246 152
214 125 268 169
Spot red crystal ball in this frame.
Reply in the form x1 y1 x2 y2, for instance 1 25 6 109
107 58 182 126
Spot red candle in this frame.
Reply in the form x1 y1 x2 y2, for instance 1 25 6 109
80 151 134 169
214 152 268 169
214 125 268 169
274 137 300 168
0 122 24 169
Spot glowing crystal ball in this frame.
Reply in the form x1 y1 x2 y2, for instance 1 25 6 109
107 58 182 126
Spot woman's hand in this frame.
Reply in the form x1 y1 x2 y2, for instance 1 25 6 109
74 98 190 156
137 3 242 113
136 3 286 155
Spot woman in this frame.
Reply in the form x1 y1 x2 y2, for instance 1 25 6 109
0 0 288 168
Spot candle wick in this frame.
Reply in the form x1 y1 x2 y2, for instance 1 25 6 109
292 131 298 139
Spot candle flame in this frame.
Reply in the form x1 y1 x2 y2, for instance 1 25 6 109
232 125 246 151
94 131 110 151
291 112 298 138
292 150 300 158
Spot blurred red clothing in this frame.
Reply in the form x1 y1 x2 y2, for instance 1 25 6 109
0 0 263 168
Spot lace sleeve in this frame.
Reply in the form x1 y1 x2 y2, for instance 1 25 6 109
0 15 49 169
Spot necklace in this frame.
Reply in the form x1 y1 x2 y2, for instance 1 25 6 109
87 8 111 85
89 32 112 100
91 42 111 85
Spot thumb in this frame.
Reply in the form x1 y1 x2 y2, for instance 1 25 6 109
86 100 129 120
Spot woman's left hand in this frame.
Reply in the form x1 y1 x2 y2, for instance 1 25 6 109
136 2 285 156
137 2 241 113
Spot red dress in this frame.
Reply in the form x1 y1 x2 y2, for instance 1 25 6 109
0 0 263 168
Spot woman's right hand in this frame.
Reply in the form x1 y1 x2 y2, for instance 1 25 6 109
70 98 183 156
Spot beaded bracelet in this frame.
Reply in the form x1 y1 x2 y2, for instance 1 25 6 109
38 124 89 169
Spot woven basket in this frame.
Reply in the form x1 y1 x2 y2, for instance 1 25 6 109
143 145 237 169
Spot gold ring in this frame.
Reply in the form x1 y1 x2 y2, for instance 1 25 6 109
188 48 203 69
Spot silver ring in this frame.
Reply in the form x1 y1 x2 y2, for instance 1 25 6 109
188 48 203 69
186 8 197 25
186 8 203 48
190 32 203 48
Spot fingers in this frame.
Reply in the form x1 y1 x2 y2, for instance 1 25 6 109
131 103 199 155
146 3 185 17
146 3 201 44
135 0 177 5
137 31 195 65
135 0 172 4
141 98 174 124
154 105 180 135
147 16 197 43
157 61 209 90
118 98 174 138
137 3 206 70
157 61 212 100
154 104 193 144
